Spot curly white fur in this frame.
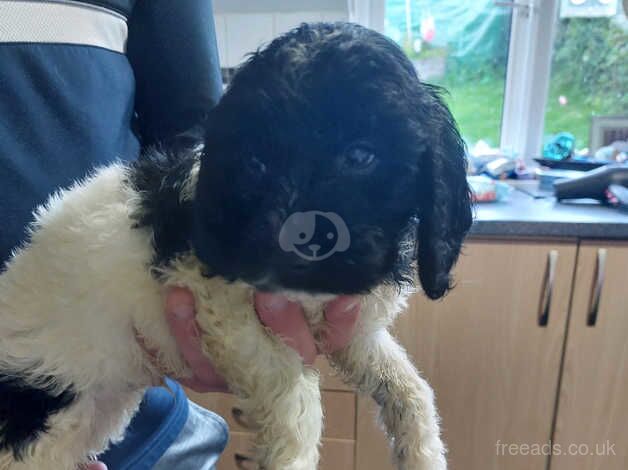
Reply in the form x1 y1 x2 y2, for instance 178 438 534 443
0 164 445 470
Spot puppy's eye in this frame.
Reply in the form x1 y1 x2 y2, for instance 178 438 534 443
343 145 376 171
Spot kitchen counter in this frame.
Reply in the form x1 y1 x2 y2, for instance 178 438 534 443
470 182 628 239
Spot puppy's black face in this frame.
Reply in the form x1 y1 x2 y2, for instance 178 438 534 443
193 23 472 297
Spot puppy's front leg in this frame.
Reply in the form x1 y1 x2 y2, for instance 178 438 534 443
192 286 322 470
331 330 446 470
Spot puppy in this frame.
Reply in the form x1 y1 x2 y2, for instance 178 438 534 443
0 23 472 470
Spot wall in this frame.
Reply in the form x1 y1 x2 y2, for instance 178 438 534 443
213 1 349 67
213 0 347 13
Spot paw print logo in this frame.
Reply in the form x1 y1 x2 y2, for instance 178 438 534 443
278 211 350 261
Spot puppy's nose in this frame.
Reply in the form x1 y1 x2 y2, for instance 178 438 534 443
309 244 321 254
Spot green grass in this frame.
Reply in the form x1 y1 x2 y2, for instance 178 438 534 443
432 74 616 152
434 76 506 148
544 81 615 150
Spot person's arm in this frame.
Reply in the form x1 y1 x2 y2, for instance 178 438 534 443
126 0 223 147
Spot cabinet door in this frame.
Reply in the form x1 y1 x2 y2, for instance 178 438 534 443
551 242 628 470
218 433 355 470
356 240 577 470
186 390 356 441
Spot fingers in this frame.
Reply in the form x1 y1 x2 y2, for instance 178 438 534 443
321 296 360 353
254 292 318 366
89 463 107 470
164 287 229 393
78 462 107 470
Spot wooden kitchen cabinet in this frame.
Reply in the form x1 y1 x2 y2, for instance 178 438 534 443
550 241 628 470
218 433 355 470
356 239 578 470
186 389 356 441
185 239 628 470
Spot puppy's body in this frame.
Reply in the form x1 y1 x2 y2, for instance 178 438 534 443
0 160 444 469
0 165 178 469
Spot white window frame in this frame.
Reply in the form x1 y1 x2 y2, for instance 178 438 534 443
353 0 562 160
500 0 560 159
348 0 386 32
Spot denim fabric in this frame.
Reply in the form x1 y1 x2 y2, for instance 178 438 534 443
99 380 189 470
153 401 229 470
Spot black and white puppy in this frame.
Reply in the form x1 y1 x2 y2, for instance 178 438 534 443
0 23 472 470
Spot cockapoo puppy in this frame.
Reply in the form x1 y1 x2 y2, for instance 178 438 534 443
0 23 472 470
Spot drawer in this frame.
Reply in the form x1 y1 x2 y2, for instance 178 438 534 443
186 390 356 440
218 432 355 470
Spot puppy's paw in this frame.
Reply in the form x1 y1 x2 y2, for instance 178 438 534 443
397 437 447 470
419 451 447 470
399 454 447 470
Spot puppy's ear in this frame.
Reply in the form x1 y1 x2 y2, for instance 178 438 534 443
416 86 473 300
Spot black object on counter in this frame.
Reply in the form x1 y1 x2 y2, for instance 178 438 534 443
554 164 628 202
534 157 607 171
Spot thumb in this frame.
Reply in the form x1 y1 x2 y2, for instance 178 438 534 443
79 463 107 470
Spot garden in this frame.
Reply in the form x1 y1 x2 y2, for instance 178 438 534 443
385 0 628 153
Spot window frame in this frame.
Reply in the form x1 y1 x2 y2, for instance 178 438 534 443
500 0 560 160
357 0 561 160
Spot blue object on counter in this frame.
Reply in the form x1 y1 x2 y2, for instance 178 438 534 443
543 132 575 161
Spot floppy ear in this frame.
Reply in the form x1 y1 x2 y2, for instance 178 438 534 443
416 86 473 300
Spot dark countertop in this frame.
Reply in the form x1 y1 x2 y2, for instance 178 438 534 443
470 181 628 240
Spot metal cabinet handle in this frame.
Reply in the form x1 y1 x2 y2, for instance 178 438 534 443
235 453 257 469
538 250 558 326
232 408 259 468
587 248 607 326
231 407 251 429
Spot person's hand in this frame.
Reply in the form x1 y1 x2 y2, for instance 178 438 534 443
163 287 361 393
79 462 107 470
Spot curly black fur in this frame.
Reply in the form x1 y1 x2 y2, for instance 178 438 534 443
0 373 76 460
132 22 472 297
128 147 198 266
193 22 472 297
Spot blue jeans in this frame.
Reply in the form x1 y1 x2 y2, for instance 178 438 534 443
153 401 229 470
100 381 229 470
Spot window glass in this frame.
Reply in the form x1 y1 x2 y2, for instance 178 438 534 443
385 0 512 153
543 1 628 154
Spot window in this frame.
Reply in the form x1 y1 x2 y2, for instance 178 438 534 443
384 0 512 152
370 0 628 159
543 2 628 152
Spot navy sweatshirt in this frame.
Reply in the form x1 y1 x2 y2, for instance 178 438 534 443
0 0 223 467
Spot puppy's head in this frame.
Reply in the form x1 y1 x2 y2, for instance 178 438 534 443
193 22 472 298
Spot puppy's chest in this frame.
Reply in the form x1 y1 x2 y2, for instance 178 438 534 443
162 257 331 332
284 292 334 339
163 257 400 345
